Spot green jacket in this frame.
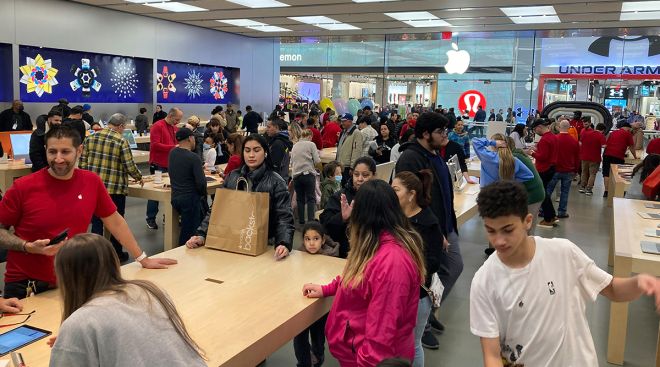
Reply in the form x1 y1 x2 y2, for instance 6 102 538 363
320 178 341 209
513 149 545 205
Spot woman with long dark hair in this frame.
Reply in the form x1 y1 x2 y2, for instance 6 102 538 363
392 170 443 367
303 180 426 366
49 234 206 366
320 156 377 258
187 134 295 259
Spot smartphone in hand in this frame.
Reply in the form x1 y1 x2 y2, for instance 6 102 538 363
49 228 69 246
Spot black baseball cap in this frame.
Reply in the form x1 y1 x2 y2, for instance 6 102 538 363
530 118 550 129
175 128 194 141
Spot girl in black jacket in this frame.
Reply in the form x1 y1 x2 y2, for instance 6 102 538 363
391 170 444 365
186 134 295 259
319 156 376 258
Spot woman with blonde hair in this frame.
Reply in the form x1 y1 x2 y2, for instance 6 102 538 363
471 133 533 187
303 179 425 366
49 234 206 366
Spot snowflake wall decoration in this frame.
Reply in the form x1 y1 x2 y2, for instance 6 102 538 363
157 66 176 99
210 71 228 100
70 58 101 97
19 54 59 97
184 70 203 99
110 61 139 99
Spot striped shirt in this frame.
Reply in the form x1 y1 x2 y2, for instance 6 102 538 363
80 128 142 195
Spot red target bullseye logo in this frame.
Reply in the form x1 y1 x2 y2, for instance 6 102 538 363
458 90 486 118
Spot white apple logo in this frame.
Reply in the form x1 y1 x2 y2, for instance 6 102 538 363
525 74 538 91
445 42 470 74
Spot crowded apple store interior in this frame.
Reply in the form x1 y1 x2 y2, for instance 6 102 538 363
1 0 660 366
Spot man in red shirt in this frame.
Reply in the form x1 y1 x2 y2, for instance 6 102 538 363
545 120 579 218
569 110 585 137
0 125 176 299
579 122 607 196
529 118 558 227
146 107 181 229
647 137 660 155
305 115 323 150
603 122 637 197
321 116 342 148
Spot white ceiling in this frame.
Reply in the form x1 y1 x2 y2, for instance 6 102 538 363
70 0 660 38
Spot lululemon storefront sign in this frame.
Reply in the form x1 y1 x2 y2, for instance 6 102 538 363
458 90 486 118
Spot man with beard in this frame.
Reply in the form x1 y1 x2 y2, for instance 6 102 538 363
0 125 177 299
396 112 463 349
29 108 62 172
0 100 33 131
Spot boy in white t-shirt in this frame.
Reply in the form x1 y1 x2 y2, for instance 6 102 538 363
470 181 660 367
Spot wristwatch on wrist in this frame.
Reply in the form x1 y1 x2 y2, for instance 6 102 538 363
135 251 148 262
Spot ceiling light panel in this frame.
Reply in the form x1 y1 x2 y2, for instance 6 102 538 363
384 12 451 27
289 16 360 30
126 0 169 3
225 0 289 8
500 6 560 24
385 11 437 21
217 19 290 32
620 1 660 20
144 2 207 12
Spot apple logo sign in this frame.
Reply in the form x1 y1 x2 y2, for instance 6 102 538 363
525 74 538 91
445 42 470 75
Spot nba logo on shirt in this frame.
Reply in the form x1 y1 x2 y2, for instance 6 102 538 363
547 281 556 295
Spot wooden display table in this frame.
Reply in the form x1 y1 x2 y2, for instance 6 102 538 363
607 198 660 366
131 149 149 164
608 164 632 208
0 160 32 192
320 147 337 164
467 159 481 178
625 149 646 165
134 135 151 144
455 184 480 227
15 246 345 367
128 175 223 250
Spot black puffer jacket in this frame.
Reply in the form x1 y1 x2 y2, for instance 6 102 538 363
319 179 357 258
196 164 295 250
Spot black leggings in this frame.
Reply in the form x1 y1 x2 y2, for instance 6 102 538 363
539 166 557 222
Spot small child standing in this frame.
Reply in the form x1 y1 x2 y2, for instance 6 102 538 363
203 134 218 173
319 161 342 210
294 222 339 367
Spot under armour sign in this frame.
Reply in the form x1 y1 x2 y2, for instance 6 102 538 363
458 90 487 118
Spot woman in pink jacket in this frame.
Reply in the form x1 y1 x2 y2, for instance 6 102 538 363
303 179 426 366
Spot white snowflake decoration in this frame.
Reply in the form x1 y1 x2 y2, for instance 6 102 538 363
184 70 203 99
110 61 138 99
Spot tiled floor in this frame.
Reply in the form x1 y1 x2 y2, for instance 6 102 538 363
4 164 655 366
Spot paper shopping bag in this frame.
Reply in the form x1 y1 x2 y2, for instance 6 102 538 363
205 179 270 256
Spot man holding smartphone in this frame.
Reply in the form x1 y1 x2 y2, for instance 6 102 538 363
0 125 176 299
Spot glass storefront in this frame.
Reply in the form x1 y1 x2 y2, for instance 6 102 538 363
279 29 660 122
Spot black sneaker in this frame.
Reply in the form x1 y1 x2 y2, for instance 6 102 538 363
557 213 569 219
585 189 593 196
603 191 608 198
429 316 445 334
421 330 439 349
578 187 585 193
146 219 158 230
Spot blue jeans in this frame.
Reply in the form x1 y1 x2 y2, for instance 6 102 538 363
146 164 168 221
171 193 207 247
546 172 573 215
413 296 432 367
91 194 126 255
438 231 463 301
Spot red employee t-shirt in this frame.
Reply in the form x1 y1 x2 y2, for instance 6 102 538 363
604 129 634 160
0 169 117 285
532 131 558 173
555 132 580 173
321 122 342 148
579 129 607 162
647 138 660 155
